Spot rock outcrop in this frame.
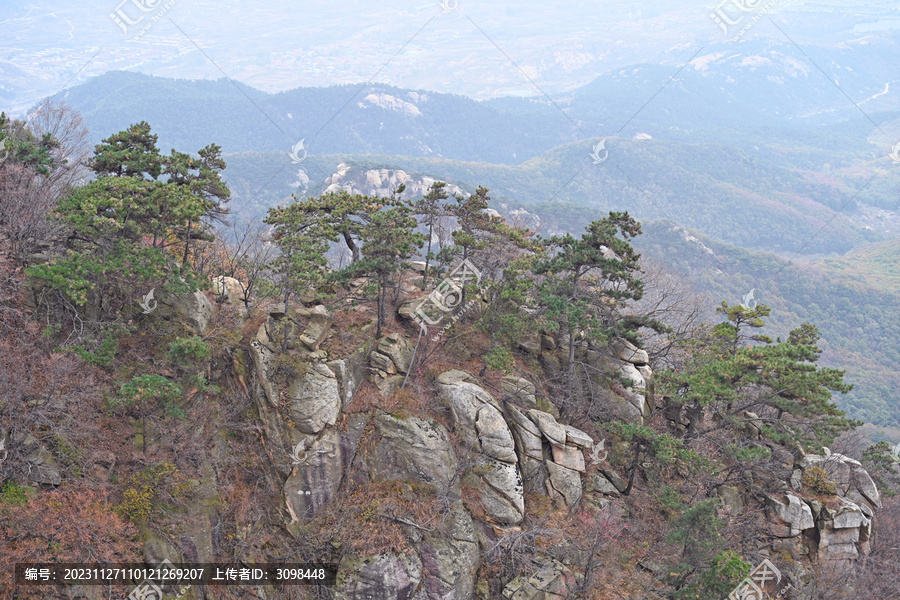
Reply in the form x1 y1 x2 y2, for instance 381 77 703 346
211 275 246 306
766 451 880 566
370 413 459 498
156 287 214 332
436 370 524 524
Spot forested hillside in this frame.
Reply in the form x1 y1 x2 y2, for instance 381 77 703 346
2 111 899 600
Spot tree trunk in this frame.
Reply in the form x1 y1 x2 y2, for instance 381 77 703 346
623 443 641 496
343 230 360 263
376 279 385 339
422 222 434 290
181 217 192 266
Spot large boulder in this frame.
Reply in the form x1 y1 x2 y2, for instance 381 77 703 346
328 342 371 410
611 339 649 365
334 553 422 600
299 305 333 351
283 431 343 522
370 414 459 498
766 493 815 537
413 505 479 600
817 497 871 562
526 410 566 447
157 288 214 332
501 376 537 408
376 333 415 374
506 404 544 462
14 432 62 486
618 363 645 391
286 362 341 434
211 276 246 306
478 458 525 524
546 461 582 507
501 555 578 600
436 371 524 524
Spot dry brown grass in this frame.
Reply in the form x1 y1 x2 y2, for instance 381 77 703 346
304 478 447 557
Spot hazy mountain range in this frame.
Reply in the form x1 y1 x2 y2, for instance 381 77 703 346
5 0 900 427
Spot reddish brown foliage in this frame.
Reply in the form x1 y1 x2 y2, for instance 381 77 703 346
0 485 141 599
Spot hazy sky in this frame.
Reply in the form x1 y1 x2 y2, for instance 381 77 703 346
2 0 898 113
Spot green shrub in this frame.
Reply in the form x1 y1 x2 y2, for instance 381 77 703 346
166 336 211 366
802 466 837 495
484 345 515 373
0 480 31 506
73 330 120 367
112 374 183 418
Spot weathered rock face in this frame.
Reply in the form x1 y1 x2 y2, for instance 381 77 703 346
284 431 343 522
501 555 578 600
539 335 653 425
767 493 816 537
413 505 479 600
328 342 370 410
508 408 592 507
286 363 341 434
334 552 423 600
368 333 415 397
299 305 333 351
6 431 62 486
765 451 880 566
371 333 415 375
211 276 246 306
157 288 214 333
501 376 537 409
611 338 649 365
370 413 459 498
436 370 524 524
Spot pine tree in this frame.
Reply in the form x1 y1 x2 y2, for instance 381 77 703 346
657 303 859 450
535 211 646 399
341 186 424 338
91 121 161 180
414 181 448 289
